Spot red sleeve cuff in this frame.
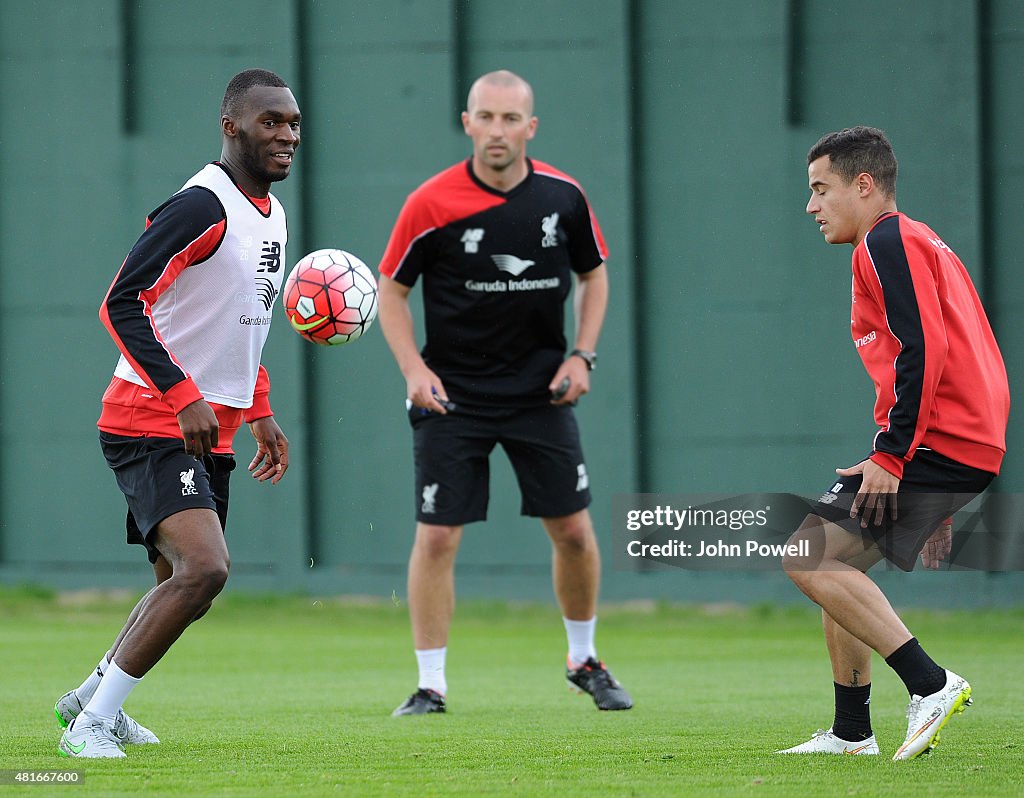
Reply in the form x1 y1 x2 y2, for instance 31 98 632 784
244 392 273 423
870 451 906 479
244 364 272 422
161 379 204 414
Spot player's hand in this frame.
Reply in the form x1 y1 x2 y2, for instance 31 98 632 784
920 520 953 570
549 356 590 405
406 366 451 414
836 458 900 528
248 416 289 484
177 399 219 457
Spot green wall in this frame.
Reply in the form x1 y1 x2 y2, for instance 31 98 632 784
0 1 1020 606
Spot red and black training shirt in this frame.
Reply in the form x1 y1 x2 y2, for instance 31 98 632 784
379 158 608 408
853 212 1009 477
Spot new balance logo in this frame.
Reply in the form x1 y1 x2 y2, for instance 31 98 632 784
817 482 844 504
462 228 484 253
541 212 559 247
575 464 589 492
491 254 535 276
258 241 281 273
180 469 199 496
421 483 439 514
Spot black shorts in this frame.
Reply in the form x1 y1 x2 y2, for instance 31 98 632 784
811 448 994 571
409 404 592 525
100 432 235 564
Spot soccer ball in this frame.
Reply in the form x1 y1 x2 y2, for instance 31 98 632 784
282 249 378 345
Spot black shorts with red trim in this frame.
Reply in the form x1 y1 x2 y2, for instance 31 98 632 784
100 432 235 563
811 448 994 571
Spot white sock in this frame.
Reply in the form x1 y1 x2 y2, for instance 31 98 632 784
75 654 109 703
415 647 447 695
564 617 597 668
78 660 141 727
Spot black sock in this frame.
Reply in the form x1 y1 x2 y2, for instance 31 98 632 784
832 682 873 741
885 637 947 697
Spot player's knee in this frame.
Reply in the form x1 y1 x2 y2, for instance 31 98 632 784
781 533 815 583
781 553 807 582
177 555 230 602
196 564 229 600
556 527 590 553
545 512 594 552
781 559 816 606
416 524 462 557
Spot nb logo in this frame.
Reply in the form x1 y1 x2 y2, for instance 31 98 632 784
817 481 844 504
462 228 484 253
928 237 951 252
258 241 281 273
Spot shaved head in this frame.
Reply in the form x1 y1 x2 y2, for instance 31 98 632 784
467 70 534 116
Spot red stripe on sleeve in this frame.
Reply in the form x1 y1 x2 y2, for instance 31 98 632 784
99 219 225 411
532 161 610 262
378 162 505 279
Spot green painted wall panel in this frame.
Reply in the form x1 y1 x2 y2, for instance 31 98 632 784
296 1 458 571
0 2 128 566
0 1 309 573
986 2 1024 493
794 1 982 272
0 1 1019 602
454 0 639 573
632 2 854 496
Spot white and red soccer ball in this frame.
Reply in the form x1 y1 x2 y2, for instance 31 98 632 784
282 249 378 346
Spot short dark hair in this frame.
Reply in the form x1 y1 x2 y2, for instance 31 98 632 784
221 69 289 117
807 126 898 198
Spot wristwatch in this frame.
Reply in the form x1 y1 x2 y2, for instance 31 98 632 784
570 349 597 371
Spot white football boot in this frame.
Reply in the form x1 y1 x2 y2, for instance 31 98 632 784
893 669 972 761
776 728 879 755
58 714 126 759
55 690 159 744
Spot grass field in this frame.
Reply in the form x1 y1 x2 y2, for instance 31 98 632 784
0 586 1020 797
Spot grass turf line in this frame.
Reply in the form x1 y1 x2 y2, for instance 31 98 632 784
0 588 1020 797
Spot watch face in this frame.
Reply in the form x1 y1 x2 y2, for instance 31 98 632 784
573 350 596 370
